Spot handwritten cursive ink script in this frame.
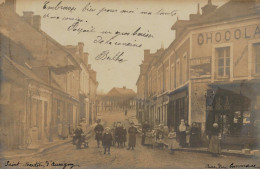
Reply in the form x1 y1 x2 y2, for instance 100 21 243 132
95 50 126 63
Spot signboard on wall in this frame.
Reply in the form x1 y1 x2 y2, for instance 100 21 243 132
190 56 211 79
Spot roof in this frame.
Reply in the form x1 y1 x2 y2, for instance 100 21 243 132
173 0 259 36
106 87 136 97
0 5 80 69
191 0 258 26
2 55 47 85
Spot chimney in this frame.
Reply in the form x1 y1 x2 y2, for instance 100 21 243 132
144 49 150 62
83 53 88 66
189 3 201 20
33 15 41 30
22 11 34 25
201 0 217 15
78 42 84 57
5 0 16 12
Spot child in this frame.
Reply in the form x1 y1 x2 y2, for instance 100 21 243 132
102 127 112 154
144 129 153 148
168 128 178 154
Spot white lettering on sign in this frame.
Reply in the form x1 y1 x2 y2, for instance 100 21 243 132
190 56 211 66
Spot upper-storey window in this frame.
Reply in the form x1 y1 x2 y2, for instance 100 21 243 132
216 47 230 78
253 43 260 74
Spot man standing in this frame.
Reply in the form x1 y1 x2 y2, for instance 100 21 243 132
74 125 83 149
94 119 104 148
141 120 150 145
102 127 112 155
128 122 138 150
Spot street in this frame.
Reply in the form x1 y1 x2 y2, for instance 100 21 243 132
2 111 259 169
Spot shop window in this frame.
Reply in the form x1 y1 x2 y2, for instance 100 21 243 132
253 43 260 74
216 47 230 78
220 111 253 136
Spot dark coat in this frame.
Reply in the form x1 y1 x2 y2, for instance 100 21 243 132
115 126 124 142
128 126 137 147
142 123 150 133
190 127 200 147
94 124 104 140
102 133 112 146
74 128 83 138
122 128 127 142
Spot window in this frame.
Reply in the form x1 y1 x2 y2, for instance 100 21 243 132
176 58 180 87
171 64 175 90
216 47 230 77
254 43 260 74
165 67 169 91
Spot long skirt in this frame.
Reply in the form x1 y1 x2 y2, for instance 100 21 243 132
209 136 221 154
168 139 179 150
144 136 153 145
128 135 136 147
179 131 186 147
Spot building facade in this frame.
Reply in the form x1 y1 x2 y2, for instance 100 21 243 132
136 0 260 148
0 0 98 149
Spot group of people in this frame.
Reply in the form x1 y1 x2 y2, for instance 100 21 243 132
94 120 138 154
141 119 221 157
74 118 221 157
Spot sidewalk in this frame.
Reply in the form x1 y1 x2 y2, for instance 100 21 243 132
0 124 96 160
127 114 259 158
173 147 259 158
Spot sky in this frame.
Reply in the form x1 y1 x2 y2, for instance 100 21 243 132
6 0 227 93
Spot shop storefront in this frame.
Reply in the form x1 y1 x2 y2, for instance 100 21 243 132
206 80 260 149
168 86 189 130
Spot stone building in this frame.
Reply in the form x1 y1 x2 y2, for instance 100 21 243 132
65 43 98 126
0 0 98 149
136 0 260 148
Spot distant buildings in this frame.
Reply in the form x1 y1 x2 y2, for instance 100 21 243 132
0 0 98 149
136 0 260 148
97 87 136 112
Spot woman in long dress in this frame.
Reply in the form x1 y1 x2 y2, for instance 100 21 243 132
168 129 179 154
178 119 187 147
208 123 221 157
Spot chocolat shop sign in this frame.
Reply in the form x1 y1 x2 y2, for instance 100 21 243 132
197 25 260 45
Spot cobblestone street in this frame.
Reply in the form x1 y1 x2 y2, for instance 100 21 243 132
1 111 259 169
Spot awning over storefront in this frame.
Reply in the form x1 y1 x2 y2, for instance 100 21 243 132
209 79 260 100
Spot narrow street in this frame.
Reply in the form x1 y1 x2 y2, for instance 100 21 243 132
2 110 258 169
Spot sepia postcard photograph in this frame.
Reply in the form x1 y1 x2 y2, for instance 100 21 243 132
0 0 260 168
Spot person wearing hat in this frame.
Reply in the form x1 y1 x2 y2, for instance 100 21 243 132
102 127 112 154
208 123 221 157
128 122 138 150
94 119 104 148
